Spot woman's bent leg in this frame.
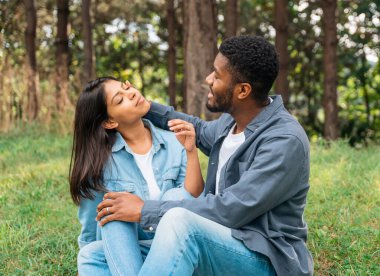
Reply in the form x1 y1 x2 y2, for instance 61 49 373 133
101 221 143 276
78 241 111 276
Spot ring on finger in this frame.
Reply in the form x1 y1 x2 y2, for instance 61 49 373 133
106 207 110 215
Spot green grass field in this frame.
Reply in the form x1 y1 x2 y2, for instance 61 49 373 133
0 131 379 275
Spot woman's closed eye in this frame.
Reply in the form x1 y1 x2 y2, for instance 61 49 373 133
117 96 123 104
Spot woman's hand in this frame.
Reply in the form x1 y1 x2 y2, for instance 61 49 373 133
168 119 196 152
96 192 144 226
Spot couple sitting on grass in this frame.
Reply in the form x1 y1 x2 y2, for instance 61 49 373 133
69 35 314 276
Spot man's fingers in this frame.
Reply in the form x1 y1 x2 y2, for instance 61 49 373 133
103 192 123 200
97 198 114 212
99 214 118 226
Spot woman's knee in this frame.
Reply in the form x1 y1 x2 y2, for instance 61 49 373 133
78 240 105 264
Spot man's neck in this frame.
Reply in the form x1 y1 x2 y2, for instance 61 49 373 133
231 98 270 134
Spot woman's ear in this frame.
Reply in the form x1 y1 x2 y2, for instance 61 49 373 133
237 83 252 100
102 119 118 130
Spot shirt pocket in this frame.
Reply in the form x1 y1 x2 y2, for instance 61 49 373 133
104 180 136 193
161 167 180 191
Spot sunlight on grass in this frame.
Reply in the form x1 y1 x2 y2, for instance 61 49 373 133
0 133 379 274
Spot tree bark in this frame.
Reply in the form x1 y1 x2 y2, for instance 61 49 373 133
82 0 94 85
183 0 218 119
24 0 39 121
225 0 237 38
322 0 339 140
56 0 70 112
167 0 177 108
274 0 290 106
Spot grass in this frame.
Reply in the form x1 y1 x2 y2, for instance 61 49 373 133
0 131 379 275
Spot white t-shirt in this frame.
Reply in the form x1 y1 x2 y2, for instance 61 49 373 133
215 124 245 194
215 97 273 194
132 148 161 200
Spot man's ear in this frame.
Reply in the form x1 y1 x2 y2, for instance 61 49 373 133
236 83 252 100
102 119 119 130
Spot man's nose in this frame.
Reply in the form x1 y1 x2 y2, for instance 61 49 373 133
205 72 214 86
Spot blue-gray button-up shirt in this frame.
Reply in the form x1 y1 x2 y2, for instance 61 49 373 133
77 119 189 248
142 96 314 275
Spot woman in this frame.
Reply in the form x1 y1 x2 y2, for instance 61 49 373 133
70 77 204 275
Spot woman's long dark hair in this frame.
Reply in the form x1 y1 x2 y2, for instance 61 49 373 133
69 77 117 205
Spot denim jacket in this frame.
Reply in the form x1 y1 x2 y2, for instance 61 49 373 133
142 96 313 276
77 119 188 248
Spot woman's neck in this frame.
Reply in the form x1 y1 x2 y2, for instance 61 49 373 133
118 120 152 154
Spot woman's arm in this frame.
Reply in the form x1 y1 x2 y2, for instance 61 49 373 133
169 119 204 197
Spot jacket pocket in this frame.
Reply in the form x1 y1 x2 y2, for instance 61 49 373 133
104 180 136 193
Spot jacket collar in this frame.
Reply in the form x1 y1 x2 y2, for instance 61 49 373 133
111 119 166 154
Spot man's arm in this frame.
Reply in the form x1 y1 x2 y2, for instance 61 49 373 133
145 102 221 155
97 134 309 230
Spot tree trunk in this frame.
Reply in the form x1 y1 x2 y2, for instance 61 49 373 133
274 0 290 106
225 0 237 38
322 0 339 140
183 0 218 119
167 0 177 108
56 0 70 112
24 0 39 121
82 0 94 85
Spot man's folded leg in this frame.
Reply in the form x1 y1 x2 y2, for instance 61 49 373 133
139 207 275 276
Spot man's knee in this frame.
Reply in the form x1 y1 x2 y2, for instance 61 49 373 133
156 207 195 238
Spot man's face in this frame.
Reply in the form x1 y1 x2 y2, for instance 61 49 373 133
205 53 235 113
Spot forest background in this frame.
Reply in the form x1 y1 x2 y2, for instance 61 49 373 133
0 0 379 275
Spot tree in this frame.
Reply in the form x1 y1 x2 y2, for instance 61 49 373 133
183 0 218 118
82 0 94 85
322 0 339 140
56 0 70 111
24 0 39 121
274 0 290 106
225 0 238 38
167 0 177 108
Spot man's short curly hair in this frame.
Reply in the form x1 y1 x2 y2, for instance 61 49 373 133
219 35 279 101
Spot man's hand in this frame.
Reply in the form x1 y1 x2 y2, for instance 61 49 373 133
96 192 144 226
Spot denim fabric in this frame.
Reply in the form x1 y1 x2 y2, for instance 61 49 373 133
78 189 192 276
77 119 190 249
78 208 275 276
142 96 313 275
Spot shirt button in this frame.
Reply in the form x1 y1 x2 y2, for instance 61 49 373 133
149 226 154 231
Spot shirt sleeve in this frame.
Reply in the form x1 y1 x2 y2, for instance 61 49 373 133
144 102 220 156
77 191 104 248
140 134 308 230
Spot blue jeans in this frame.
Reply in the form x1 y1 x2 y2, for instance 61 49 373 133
78 207 275 275
78 188 191 275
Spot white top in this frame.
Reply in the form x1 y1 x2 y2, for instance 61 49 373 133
215 124 245 194
132 148 161 200
215 97 273 194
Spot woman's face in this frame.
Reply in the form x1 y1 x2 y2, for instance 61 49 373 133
103 80 150 128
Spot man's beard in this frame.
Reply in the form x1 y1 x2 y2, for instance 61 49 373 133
206 85 234 113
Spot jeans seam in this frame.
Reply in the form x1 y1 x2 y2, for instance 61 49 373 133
195 234 271 266
102 234 123 276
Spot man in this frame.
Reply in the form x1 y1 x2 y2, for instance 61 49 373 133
96 35 313 275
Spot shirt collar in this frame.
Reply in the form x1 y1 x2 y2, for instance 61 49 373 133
244 95 284 133
111 119 166 154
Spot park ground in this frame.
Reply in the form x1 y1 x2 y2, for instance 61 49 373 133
0 129 379 275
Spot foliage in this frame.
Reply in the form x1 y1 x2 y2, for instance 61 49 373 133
0 131 379 274
0 0 379 144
